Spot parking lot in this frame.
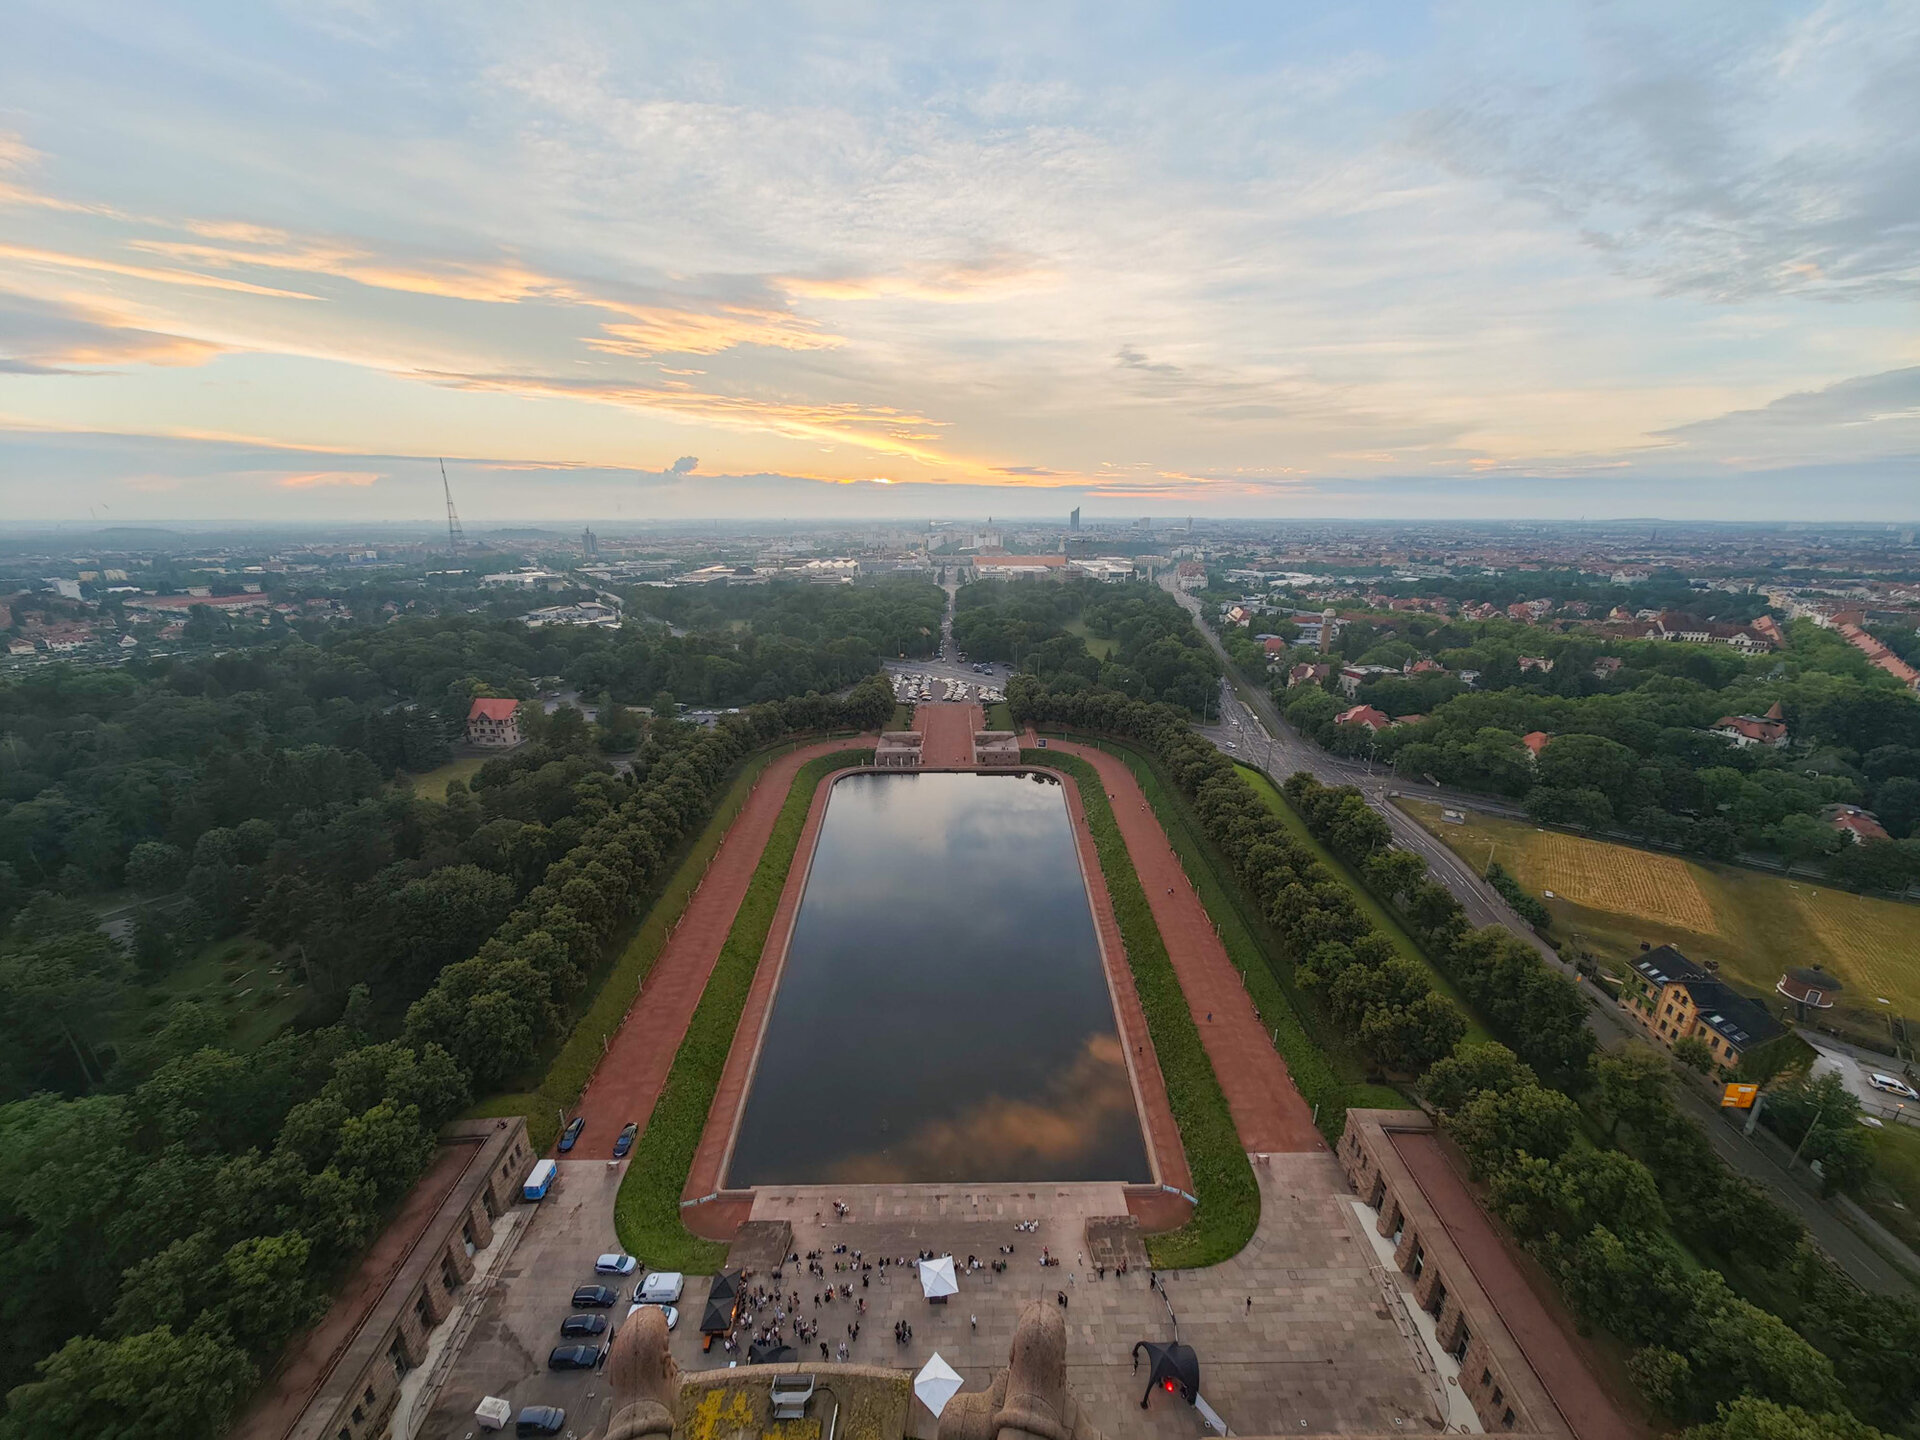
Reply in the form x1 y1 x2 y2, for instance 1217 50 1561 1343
417 1160 638 1439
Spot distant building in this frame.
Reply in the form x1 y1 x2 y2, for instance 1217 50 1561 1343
466 697 522 747
1175 561 1207 592
1069 506 1080 531
1591 656 1624 678
972 555 1068 581
1287 662 1331 688
1521 731 1552 761
1068 557 1135 583
1621 944 1784 1072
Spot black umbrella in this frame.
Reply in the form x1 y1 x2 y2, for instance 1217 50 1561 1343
1131 1341 1200 1407
708 1271 743 1302
748 1341 797 1364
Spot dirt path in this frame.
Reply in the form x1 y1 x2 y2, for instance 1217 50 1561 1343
1392 1130 1646 1440
913 700 983 766
566 739 872 1157
1051 740 1324 1154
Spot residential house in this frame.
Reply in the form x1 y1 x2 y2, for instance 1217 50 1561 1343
1262 636 1288 658
1517 655 1554 674
1823 804 1890 844
1175 561 1207 592
1334 704 1393 733
1338 664 1399 697
1710 701 1788 748
1836 623 1920 692
1591 656 1624 679
1621 945 1784 1072
1403 658 1446 675
1520 731 1552 762
465 697 523 747
1287 662 1331 688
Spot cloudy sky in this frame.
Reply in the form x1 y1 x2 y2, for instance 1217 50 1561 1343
1 1 1916 524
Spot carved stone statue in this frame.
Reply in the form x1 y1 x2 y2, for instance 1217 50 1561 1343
603 1306 681 1440
938 1301 1106 1440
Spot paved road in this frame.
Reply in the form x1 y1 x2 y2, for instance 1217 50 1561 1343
1162 579 1919 1296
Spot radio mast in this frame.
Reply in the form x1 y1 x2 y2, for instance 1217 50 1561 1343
440 458 465 552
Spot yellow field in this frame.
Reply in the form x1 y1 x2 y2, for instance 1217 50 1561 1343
1788 886 1920 1009
1399 799 1920 1018
403 754 488 798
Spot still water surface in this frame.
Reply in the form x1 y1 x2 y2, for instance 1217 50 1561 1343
726 770 1151 1186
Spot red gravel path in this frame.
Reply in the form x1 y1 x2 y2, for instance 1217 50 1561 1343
567 739 871 1158
1052 741 1324 1154
913 701 983 766
1391 1131 1645 1440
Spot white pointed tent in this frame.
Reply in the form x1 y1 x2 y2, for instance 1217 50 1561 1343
914 1352 964 1416
917 1255 958 1300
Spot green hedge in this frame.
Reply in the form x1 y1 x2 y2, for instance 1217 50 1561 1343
1034 749 1260 1267
614 749 870 1271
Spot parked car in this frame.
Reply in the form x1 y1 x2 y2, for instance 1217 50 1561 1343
1870 1073 1919 1100
557 1117 585 1153
626 1302 679 1330
613 1122 638 1158
594 1253 637 1275
548 1343 605 1371
560 1313 608 1338
516 1406 567 1437
571 1285 618 1309
636 1271 684 1303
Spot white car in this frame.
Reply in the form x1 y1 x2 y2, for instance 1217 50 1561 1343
636 1271 684 1303
1869 1074 1919 1100
626 1302 679 1330
594 1253 637 1276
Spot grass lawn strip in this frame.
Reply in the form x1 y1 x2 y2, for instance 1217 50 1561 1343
463 743 794 1151
1076 739 1407 1132
614 749 870 1271
1032 749 1259 1268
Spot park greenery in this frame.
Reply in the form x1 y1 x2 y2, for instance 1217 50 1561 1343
0 581 903 1438
1009 674 1920 1437
953 578 1219 714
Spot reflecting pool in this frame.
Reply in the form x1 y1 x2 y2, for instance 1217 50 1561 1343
725 770 1151 1186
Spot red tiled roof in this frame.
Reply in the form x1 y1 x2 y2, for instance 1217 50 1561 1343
1335 704 1390 730
1521 731 1551 755
468 697 519 722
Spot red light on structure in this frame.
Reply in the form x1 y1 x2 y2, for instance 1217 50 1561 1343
1164 1380 1178 1392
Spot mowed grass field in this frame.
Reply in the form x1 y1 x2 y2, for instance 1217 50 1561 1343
1400 799 1920 1017
402 753 489 798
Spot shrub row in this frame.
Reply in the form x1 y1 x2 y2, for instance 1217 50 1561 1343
614 749 869 1270
405 679 891 1092
1038 751 1259 1267
1284 772 1594 1088
1015 683 1465 1080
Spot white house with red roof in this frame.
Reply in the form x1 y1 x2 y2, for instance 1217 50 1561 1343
1710 701 1788 749
1823 804 1890 844
466 697 523 747
1521 730 1552 761
1334 704 1392 733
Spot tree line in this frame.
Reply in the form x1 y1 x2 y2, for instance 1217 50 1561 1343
1010 675 1920 1438
0 653 889 1435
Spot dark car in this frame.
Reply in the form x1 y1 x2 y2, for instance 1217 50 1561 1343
613 1122 638 1158
557 1117 585 1153
516 1406 567 1438
548 1342 604 1371
571 1285 618 1309
559 1313 608 1338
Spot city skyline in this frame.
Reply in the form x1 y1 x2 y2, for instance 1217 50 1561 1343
3 1 1918 523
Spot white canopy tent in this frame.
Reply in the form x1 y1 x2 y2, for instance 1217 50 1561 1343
917 1255 958 1300
914 1353 964 1417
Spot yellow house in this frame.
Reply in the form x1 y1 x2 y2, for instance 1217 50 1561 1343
1621 945 1784 1071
